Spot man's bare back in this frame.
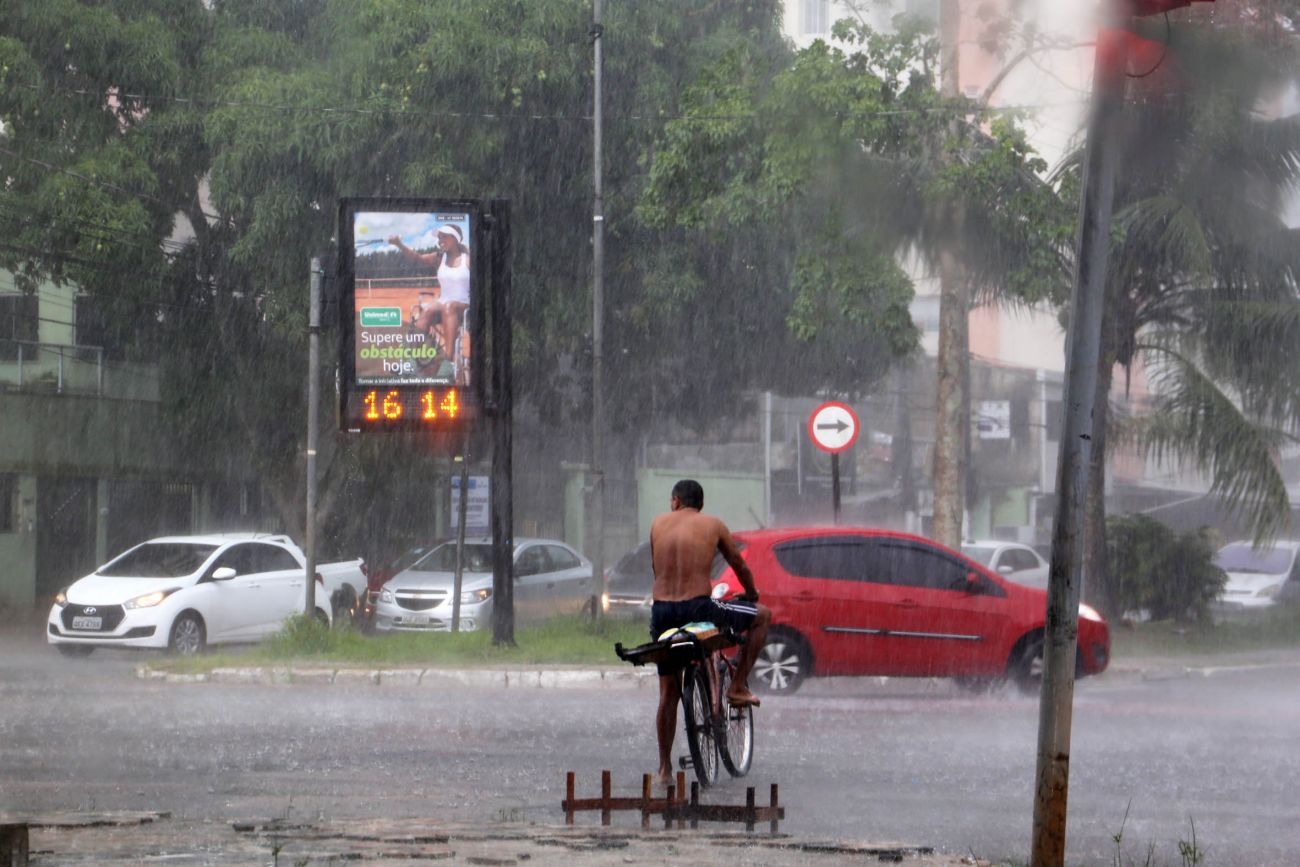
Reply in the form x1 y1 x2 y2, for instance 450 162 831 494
650 508 741 602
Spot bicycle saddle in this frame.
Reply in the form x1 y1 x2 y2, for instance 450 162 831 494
658 622 718 642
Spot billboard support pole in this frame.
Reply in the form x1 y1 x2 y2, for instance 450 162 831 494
489 199 515 646
304 256 322 616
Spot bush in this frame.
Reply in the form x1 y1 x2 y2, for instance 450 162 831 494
1104 514 1226 624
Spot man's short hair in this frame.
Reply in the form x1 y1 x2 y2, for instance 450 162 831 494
672 479 704 510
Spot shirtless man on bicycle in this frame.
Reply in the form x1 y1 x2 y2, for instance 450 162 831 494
649 479 771 787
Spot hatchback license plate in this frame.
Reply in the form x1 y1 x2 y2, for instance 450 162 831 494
405 614 431 625
72 616 102 630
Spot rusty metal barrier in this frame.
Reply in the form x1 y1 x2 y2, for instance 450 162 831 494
561 770 784 834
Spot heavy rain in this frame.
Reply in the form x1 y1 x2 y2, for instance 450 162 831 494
2 1 1300 865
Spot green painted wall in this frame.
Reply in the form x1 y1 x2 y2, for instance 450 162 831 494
636 469 766 544
0 475 37 612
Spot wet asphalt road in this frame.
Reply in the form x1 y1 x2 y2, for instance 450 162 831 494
3 626 1300 866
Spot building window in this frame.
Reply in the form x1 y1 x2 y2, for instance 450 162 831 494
0 474 14 533
0 293 38 361
905 0 939 23
803 0 829 34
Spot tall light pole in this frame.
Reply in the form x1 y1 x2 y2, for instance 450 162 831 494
588 0 606 620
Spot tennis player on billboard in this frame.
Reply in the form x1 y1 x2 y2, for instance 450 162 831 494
353 210 472 387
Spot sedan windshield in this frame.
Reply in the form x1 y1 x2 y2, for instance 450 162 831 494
410 543 493 573
1216 544 1293 574
98 543 218 578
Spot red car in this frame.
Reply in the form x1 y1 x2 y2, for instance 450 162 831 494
713 527 1110 695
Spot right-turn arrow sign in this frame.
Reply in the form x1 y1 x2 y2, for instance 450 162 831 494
808 402 859 454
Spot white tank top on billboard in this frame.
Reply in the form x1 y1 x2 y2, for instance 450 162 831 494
438 255 471 305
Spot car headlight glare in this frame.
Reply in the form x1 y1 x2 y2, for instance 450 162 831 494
124 590 171 610
460 588 491 605
601 592 610 612
1078 603 1103 622
54 589 68 607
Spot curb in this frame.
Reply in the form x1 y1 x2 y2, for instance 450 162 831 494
135 663 660 688
135 655 1300 688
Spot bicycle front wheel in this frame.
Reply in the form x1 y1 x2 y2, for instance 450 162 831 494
681 663 720 787
716 657 753 777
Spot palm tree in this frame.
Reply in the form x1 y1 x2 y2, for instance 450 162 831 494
1063 16 1300 616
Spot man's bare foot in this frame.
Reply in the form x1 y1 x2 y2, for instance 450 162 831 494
652 771 673 788
726 689 761 708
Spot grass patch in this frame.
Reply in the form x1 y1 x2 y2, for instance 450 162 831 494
1112 604 1300 658
153 614 653 673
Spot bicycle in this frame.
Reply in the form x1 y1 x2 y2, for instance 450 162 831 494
615 591 755 788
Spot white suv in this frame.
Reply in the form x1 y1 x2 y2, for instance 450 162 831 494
47 534 332 657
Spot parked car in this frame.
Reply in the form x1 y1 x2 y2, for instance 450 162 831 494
601 541 654 619
359 540 439 629
372 537 593 632
961 540 1050 591
47 533 338 657
711 527 1110 695
1213 539 1300 610
601 540 732 620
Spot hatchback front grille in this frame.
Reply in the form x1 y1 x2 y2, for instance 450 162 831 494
60 603 125 632
395 590 448 612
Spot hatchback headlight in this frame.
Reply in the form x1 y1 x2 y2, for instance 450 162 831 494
1078 603 1103 622
53 588 68 607
1258 583 1282 598
380 588 394 603
124 589 174 610
461 588 491 605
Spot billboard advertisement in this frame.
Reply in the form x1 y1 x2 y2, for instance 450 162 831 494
338 198 481 431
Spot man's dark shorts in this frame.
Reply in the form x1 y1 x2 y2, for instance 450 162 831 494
650 596 758 676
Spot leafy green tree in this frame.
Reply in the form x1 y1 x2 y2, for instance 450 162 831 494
639 12 1073 508
0 0 806 554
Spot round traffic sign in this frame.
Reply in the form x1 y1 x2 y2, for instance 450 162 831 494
808 401 860 454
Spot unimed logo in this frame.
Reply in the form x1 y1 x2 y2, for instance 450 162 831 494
360 307 402 327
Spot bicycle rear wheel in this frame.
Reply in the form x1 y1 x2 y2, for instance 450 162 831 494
716 657 753 777
681 663 720 787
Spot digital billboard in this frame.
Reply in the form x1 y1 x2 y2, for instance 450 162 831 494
338 198 481 431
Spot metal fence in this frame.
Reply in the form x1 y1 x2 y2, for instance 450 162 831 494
0 339 159 401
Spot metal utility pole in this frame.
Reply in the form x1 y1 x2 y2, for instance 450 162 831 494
304 257 322 616
588 0 606 621
451 434 471 632
1030 18 1127 867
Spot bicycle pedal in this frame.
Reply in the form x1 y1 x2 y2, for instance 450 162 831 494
678 756 693 769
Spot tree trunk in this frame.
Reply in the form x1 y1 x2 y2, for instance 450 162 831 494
931 0 967 548
933 250 968 547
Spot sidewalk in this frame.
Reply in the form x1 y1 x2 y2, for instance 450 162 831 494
15 811 984 866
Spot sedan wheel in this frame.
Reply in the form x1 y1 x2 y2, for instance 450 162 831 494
168 612 206 657
751 631 809 695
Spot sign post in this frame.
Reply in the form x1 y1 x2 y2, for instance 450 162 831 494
807 402 860 523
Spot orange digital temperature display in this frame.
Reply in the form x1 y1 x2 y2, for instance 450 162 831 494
344 386 472 431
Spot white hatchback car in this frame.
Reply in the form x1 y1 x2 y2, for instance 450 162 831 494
373 538 593 633
47 534 332 657
1214 540 1300 610
961 540 1050 590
